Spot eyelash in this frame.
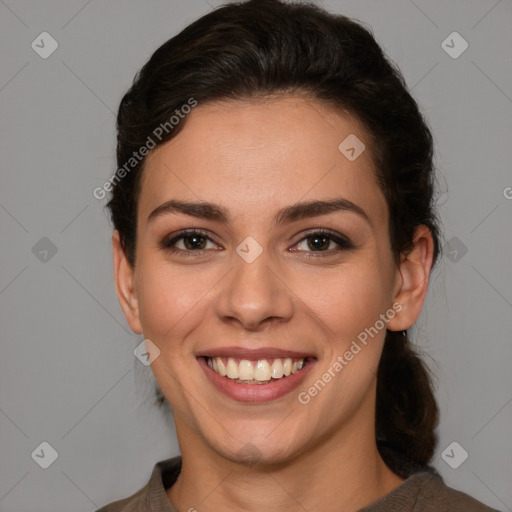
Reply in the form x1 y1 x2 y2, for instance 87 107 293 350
160 228 354 258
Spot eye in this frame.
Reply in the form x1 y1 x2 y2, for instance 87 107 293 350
160 228 354 258
290 229 354 257
160 229 221 256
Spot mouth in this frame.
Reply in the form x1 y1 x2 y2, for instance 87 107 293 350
202 356 313 384
196 348 317 403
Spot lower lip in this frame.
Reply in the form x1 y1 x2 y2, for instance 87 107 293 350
198 357 316 403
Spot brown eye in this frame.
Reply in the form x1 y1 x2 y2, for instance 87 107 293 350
182 234 208 250
301 234 331 251
160 229 219 256
292 230 354 255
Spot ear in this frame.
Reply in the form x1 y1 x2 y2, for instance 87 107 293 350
386 225 434 332
112 230 143 334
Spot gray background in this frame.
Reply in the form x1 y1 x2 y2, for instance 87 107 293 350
1 0 511 510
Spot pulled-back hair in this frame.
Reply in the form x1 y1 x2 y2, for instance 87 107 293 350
108 0 442 468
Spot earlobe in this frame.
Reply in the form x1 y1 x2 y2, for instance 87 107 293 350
112 231 143 334
386 225 434 332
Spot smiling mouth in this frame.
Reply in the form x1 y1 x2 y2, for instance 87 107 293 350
201 356 314 384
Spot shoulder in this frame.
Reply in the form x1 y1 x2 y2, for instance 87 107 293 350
361 471 500 512
95 477 154 512
95 456 182 512
95 487 146 512
417 472 501 512
373 444 500 512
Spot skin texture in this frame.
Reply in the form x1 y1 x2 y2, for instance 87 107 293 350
113 96 434 511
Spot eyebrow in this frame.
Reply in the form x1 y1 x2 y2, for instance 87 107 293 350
147 197 371 227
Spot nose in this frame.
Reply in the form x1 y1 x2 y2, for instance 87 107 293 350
214 246 295 331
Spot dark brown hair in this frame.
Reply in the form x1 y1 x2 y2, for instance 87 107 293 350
108 0 442 468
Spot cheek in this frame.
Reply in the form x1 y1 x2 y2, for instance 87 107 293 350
135 257 212 343
295 259 390 346
299 262 390 406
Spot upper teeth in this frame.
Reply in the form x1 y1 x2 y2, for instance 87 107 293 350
207 357 305 382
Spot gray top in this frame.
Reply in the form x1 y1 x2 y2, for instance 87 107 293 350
96 455 500 512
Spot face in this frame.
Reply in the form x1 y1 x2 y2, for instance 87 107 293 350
114 96 429 466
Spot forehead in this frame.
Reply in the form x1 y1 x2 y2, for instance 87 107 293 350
138 96 388 228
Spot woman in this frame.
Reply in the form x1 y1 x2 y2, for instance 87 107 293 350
97 0 499 510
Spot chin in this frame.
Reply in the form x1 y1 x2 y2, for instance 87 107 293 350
210 431 306 468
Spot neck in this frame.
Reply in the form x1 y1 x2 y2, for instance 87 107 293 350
167 416 404 511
